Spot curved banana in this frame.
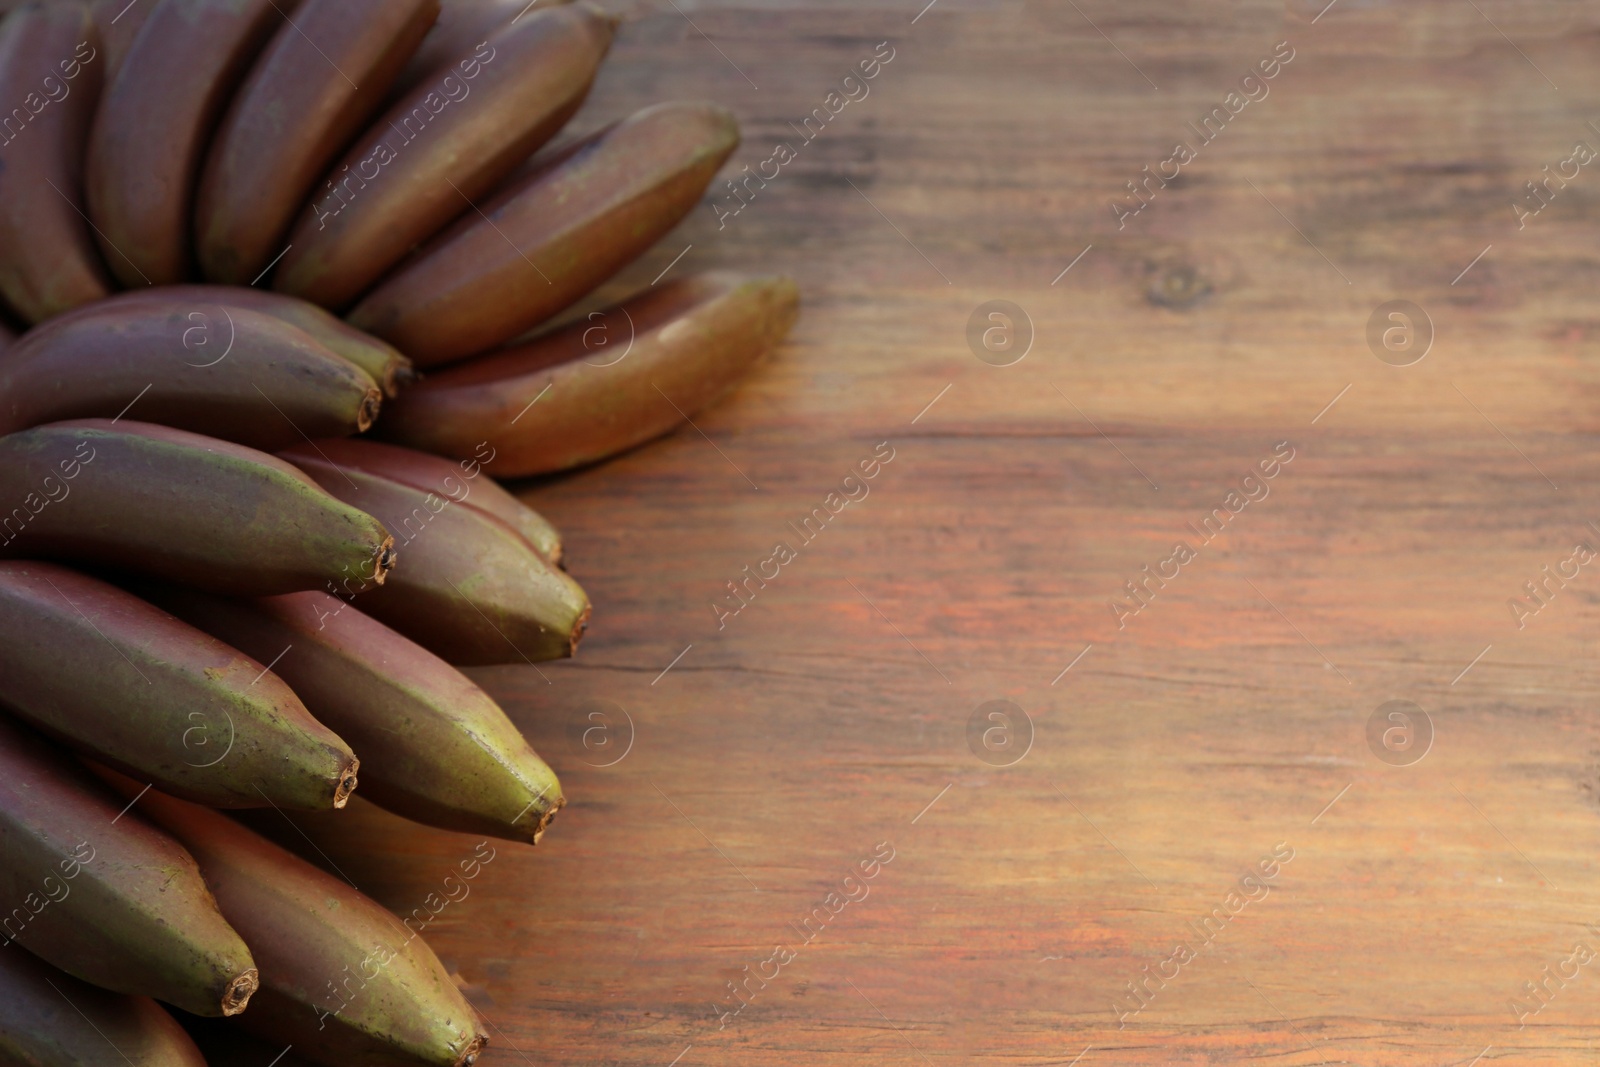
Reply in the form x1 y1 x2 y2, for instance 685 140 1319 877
74 284 414 396
378 272 797 477
150 585 565 842
86 0 289 286
282 442 589 664
392 0 573 97
0 297 381 448
0 419 395 595
348 100 740 365
0 947 208 1067
297 436 563 563
195 0 440 284
90 0 154 82
0 561 360 810
0 714 258 1018
0 2 113 323
274 1 614 309
103 774 489 1067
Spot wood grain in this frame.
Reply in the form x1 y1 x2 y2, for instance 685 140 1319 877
232 2 1600 1064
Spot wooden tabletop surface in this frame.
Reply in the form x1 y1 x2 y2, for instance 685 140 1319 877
234 2 1600 1064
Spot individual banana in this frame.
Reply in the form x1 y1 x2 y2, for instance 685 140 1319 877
391 0 573 97
348 100 740 365
0 935 209 1066
91 0 153 82
0 561 360 810
0 3 113 323
295 436 563 563
86 0 292 287
0 714 258 1018
77 284 414 396
378 272 798 476
195 0 440 285
274 4 612 311
146 585 564 842
0 419 394 595
282 443 589 664
103 776 489 1067
0 297 382 448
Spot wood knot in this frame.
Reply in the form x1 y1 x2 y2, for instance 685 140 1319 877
1146 262 1211 308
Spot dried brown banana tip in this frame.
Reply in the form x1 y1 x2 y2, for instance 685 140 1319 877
458 1035 488 1067
570 601 591 655
222 969 261 1016
377 539 399 580
528 793 566 844
335 759 362 808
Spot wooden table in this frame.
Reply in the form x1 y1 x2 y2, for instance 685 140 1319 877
243 2 1600 1064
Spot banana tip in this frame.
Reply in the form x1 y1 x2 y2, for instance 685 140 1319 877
374 540 397 584
568 605 590 656
222 968 259 1016
390 362 419 394
528 794 565 845
333 758 360 808
458 1034 488 1067
357 389 382 432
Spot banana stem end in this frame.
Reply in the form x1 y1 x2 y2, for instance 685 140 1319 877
457 1034 489 1067
527 794 566 845
357 388 382 432
221 968 259 1016
567 605 590 657
390 361 419 395
372 540 397 585
333 758 360 808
